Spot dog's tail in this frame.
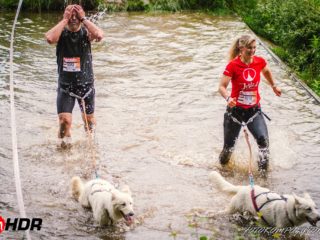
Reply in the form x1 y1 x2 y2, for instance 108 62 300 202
209 171 240 194
71 176 84 201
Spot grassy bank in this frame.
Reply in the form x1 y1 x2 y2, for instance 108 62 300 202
229 0 320 97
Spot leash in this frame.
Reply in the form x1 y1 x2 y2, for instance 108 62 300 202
241 116 265 224
244 128 270 225
228 107 264 186
9 0 31 239
63 88 100 178
242 117 294 227
228 107 271 182
243 128 254 188
241 114 268 225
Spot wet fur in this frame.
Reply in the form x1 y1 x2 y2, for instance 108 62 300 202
71 176 134 226
210 171 320 228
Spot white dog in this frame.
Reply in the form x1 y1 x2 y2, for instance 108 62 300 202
209 171 320 228
71 176 134 226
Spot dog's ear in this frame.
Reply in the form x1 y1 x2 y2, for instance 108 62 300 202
303 192 312 200
293 193 302 205
120 185 132 196
112 192 117 201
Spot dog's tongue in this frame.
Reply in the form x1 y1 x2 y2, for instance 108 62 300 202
307 217 318 227
124 215 134 226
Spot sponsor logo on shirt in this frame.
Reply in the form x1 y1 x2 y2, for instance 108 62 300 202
243 68 256 82
242 82 259 90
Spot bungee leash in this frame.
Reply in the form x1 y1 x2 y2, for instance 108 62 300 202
243 128 267 224
243 128 254 188
63 88 100 178
243 122 277 226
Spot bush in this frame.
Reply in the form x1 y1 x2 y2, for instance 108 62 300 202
233 0 320 96
127 0 146 11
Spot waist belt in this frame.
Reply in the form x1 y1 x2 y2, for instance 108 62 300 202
60 87 93 100
227 106 271 127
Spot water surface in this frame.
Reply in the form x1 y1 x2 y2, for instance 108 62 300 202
0 11 319 240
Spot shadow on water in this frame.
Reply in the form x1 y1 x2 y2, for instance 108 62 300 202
0 10 319 240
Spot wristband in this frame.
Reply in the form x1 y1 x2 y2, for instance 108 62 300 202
81 16 88 22
271 84 277 88
226 96 230 102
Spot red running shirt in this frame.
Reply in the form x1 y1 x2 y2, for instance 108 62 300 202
223 56 267 109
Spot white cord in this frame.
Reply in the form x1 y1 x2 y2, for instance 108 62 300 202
9 0 31 239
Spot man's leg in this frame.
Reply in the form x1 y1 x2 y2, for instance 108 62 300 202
219 111 242 165
57 87 75 148
82 113 96 133
58 112 72 138
247 112 269 171
78 87 95 134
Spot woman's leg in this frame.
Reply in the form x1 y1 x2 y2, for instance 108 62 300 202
219 111 242 165
247 111 269 171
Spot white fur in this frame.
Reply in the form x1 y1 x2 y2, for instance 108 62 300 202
210 171 320 228
71 176 134 226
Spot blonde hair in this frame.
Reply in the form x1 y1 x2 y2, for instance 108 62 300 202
229 35 256 60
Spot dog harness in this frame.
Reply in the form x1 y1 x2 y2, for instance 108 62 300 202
251 189 295 226
90 182 112 196
89 182 115 225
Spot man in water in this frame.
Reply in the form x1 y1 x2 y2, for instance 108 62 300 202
45 4 104 148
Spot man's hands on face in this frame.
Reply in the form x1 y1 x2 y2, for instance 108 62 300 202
63 5 85 21
73 5 85 20
63 5 74 20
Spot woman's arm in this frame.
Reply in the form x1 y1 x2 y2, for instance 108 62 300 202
218 75 236 107
262 65 282 96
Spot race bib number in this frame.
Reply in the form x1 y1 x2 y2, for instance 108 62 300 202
63 57 81 72
237 91 257 105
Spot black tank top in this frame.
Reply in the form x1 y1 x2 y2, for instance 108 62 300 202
56 27 94 88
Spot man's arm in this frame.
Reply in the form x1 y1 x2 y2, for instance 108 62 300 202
45 5 73 44
45 19 68 44
74 5 104 42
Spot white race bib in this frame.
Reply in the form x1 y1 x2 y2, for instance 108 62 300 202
63 57 81 72
237 91 257 105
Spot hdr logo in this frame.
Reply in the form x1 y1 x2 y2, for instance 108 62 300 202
0 216 5 233
0 215 42 233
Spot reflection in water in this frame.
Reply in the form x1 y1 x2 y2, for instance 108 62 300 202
0 11 319 239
